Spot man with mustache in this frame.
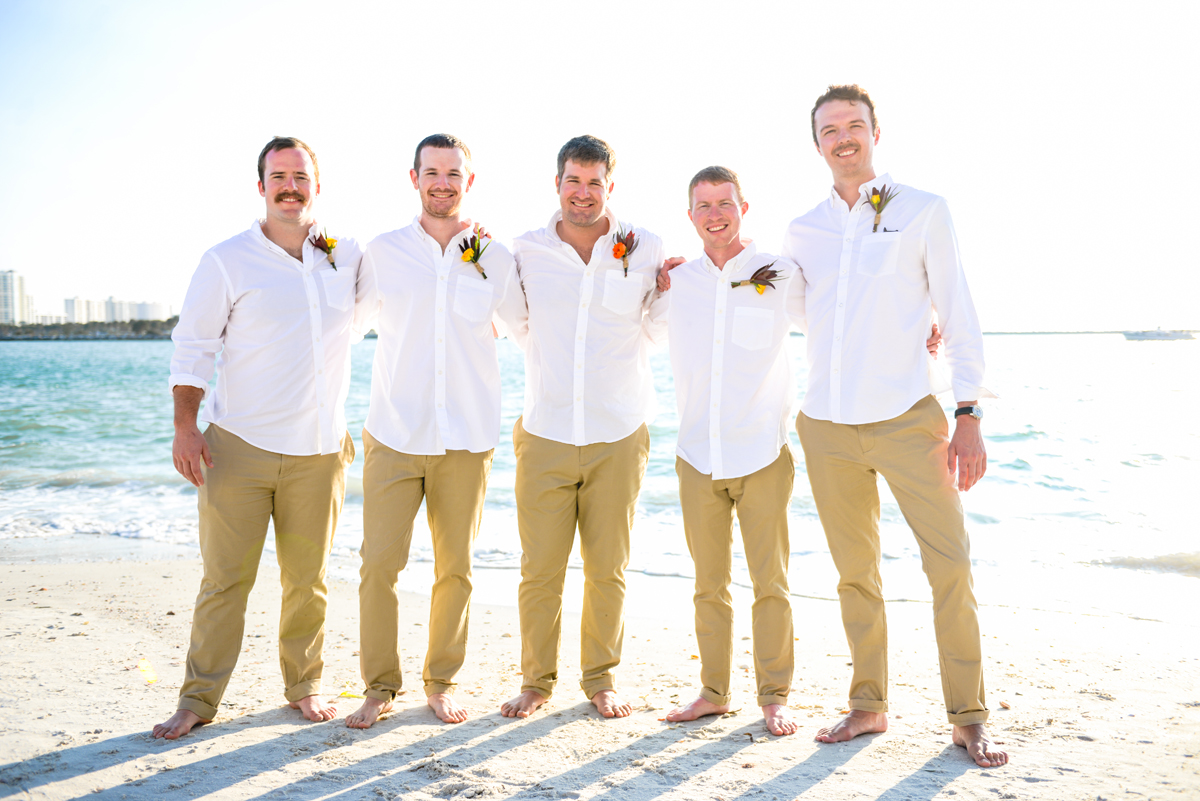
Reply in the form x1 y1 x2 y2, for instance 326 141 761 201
154 137 363 739
787 85 1006 767
500 135 678 720
346 134 519 728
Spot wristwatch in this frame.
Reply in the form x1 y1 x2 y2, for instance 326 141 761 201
954 405 983 421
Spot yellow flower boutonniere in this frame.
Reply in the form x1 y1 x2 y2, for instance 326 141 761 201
459 224 492 279
308 229 338 270
730 262 784 294
867 185 900 233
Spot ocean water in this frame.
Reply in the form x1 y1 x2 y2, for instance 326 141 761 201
1 335 1197 627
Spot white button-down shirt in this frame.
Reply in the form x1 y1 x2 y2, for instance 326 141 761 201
358 218 519 455
783 174 992 425
507 208 667 446
169 220 364 456
667 243 804 479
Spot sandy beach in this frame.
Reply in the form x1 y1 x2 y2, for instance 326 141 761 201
1 539 1197 801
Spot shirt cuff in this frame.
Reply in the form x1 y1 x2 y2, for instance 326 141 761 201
954 384 998 403
169 374 210 399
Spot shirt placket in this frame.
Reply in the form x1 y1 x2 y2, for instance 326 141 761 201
301 246 331 453
830 202 860 423
432 239 451 446
709 272 728 478
569 244 598 446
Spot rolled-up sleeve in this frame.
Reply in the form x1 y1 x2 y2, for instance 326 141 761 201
494 245 530 349
169 251 232 398
923 199 995 402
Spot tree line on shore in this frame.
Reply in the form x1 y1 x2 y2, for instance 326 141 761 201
0 318 180 340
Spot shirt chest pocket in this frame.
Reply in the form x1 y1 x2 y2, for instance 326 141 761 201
320 268 355 311
453 275 495 322
601 270 645 316
732 306 775 351
856 231 902 277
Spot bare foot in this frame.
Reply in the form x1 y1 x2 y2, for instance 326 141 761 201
763 704 797 736
428 692 469 724
345 697 393 729
501 689 548 718
289 695 338 722
665 695 729 722
953 723 1009 767
815 709 888 742
152 709 210 740
591 689 632 719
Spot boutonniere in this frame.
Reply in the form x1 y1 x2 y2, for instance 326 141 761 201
611 225 639 276
730 262 784 294
867 185 900 233
308 229 338 270
458 223 492 279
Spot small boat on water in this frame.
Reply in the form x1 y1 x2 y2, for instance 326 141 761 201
1122 328 1195 340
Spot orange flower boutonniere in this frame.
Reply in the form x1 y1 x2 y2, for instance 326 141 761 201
867 185 900 233
309 229 338 270
458 223 492 279
612 226 639 276
730 262 784 295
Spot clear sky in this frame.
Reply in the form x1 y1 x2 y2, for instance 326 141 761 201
0 0 1195 331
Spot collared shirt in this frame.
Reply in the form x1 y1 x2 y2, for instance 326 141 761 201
507 208 667 446
169 220 365 456
667 243 805 479
783 173 993 425
358 217 519 455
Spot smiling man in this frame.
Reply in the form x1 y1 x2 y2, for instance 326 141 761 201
499 135 677 720
660 167 805 736
154 136 363 739
785 85 1006 767
345 134 519 729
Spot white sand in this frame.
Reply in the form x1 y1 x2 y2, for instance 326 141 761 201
1 547 1198 800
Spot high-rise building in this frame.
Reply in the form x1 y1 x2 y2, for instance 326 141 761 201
0 270 28 324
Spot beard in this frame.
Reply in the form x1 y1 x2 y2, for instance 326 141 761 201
422 191 462 219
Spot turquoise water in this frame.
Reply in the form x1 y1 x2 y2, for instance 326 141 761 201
1 335 1197 625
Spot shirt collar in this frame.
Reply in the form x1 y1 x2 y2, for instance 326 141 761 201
413 215 476 248
703 240 757 276
827 172 895 209
251 219 321 257
545 205 620 245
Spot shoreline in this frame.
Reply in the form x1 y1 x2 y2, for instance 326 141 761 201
1 549 1197 799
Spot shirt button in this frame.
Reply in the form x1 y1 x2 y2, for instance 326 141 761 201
578 336 584 341
318 369 323 374
838 303 844 308
438 370 443 375
576 396 582 401
440 275 446 281
582 302 588 308
438 307 443 312
315 337 321 342
586 270 593 276
715 339 722 344
320 402 325 407
437 338 443 343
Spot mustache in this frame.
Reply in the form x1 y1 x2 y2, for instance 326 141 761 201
834 144 858 155
274 192 307 203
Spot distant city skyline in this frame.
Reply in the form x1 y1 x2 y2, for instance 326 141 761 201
0 268 172 325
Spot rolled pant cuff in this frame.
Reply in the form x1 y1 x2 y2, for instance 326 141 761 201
947 710 989 726
849 698 888 714
365 688 397 702
178 697 218 721
580 677 615 700
424 682 456 698
700 687 733 707
521 683 553 701
757 694 789 708
284 679 323 704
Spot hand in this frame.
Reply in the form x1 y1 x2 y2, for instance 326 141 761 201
473 223 491 239
926 322 942 359
947 414 986 491
173 423 213 487
657 257 685 291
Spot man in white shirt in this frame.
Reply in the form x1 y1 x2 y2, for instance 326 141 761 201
154 137 363 739
660 167 804 737
785 85 1007 767
499 135 675 720
345 134 519 729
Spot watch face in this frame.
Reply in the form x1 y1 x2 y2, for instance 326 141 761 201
971 406 983 419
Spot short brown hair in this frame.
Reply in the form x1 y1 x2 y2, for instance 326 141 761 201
413 133 472 173
688 166 744 207
810 84 878 145
556 135 616 180
257 136 319 184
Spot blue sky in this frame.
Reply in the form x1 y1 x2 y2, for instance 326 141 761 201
1 0 1196 330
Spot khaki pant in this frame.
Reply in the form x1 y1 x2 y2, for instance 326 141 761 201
677 447 795 707
513 418 649 700
178 424 354 720
358 429 493 700
797 395 988 725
